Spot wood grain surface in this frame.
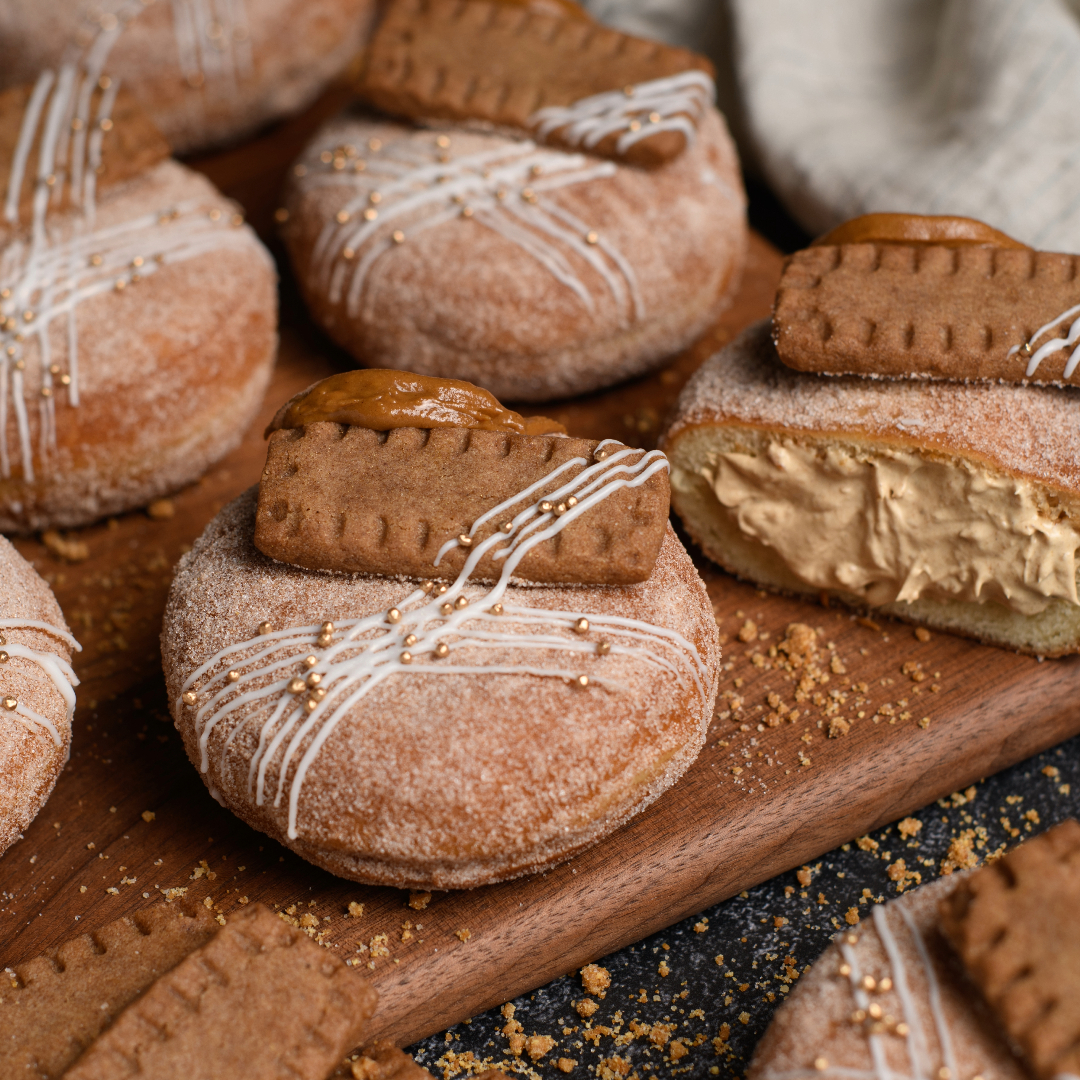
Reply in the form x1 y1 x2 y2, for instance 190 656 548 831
2 90 1080 1053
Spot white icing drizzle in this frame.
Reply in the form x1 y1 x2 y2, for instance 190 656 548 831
0 617 81 746
299 132 643 325
529 72 715 157
1 11 268 482
169 0 254 92
180 441 709 841
1008 302 1080 379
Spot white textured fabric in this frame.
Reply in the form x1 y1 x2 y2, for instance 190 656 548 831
585 0 1080 252
732 0 1080 250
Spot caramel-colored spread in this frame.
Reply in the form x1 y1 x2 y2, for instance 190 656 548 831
812 213 1028 250
265 370 567 438
490 0 589 17
697 438 1080 617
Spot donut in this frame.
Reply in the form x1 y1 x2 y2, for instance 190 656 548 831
0 78 277 531
0 536 80 856
748 874 1026 1080
0 0 377 155
662 320 1080 656
161 463 720 888
278 105 747 402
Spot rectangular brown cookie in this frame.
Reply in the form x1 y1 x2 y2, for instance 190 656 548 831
255 424 669 585
939 818 1080 1080
773 243 1080 385
64 903 378 1080
0 901 217 1080
357 0 714 167
0 81 170 227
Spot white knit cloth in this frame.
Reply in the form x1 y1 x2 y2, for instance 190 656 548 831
585 0 1080 251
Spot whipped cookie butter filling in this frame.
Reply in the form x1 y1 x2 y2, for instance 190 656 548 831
690 439 1080 617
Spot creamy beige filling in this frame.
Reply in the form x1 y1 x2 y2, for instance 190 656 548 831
695 439 1080 617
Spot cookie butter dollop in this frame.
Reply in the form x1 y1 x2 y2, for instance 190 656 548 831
266 370 566 438
701 440 1080 616
812 212 1028 249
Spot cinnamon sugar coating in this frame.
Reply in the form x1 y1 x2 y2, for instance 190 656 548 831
0 537 77 856
749 875 1026 1080
280 108 746 403
0 0 378 155
161 488 721 889
0 159 277 531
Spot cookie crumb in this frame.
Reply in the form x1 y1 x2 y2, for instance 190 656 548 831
147 498 175 520
455 929 472 942
581 963 610 997
42 530 89 562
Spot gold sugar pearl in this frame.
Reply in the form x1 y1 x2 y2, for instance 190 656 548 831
436 135 451 148
1021 341 1033 356
861 976 876 992
317 634 333 647
813 1059 828 1073
649 111 661 123
540 501 554 513
336 210 351 224
45 173 56 187
0 652 10 663
49 364 61 376
596 641 611 656
554 502 567 516
293 164 308 177
490 603 503 615
850 1009 866 1024
59 374 71 386
496 188 508 201
99 118 113 132
628 120 641 132
303 655 318 668
310 686 327 701
421 581 435 593
288 678 306 694
182 691 197 705
937 1070 951 1080
440 602 453 616
576 674 589 687
386 609 401 624
363 208 378 221
226 670 240 683
306 672 322 687
258 621 273 635
521 188 538 204
208 209 222 222
13 360 25 371
304 698 319 712
845 934 859 944
566 496 578 508
40 387 52 398
400 650 413 664
113 278 126 291
623 84 635 97
460 206 475 218
867 1003 883 1020
321 621 335 634
500 521 513 533
369 191 382 204
368 138 382 151
355 160 367 173
22 310 34 323
574 618 589 634
131 256 144 268
392 230 405 244
585 231 599 245
404 634 417 647
838 963 851 977
90 254 103 266
2 696 17 711
333 157 345 170
343 248 356 260
457 533 472 547
878 977 893 992
895 1023 910 1037
71 117 84 131
321 150 334 163
434 642 449 657
274 208 289 223
454 595 468 609
436 583 449 595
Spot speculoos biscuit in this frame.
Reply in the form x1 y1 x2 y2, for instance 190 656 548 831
939 819 1080 1080
357 0 715 168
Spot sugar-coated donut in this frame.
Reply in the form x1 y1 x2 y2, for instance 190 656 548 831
161 487 721 889
279 107 747 402
0 537 79 856
0 153 277 531
0 0 377 155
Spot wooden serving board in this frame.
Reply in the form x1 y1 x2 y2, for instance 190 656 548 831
3 96 1080 1052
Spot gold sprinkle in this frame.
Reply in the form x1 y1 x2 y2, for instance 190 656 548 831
392 230 405 244
596 447 608 460
623 85 635 97
861 976 876 992
369 191 382 204
867 1003 883 1020
71 117 83 131
490 603 503 615
878 977 893 992
530 164 543 177
332 157 345 170
566 496 578 508
258 621 273 635
457 534 472 546
649 111 661 123
40 386 52 398
45 173 56 187
585 231 599 245
273 208 289 224
540 501 554 513
387 609 401 623
131 256 144 268
421 582 435 593
400 651 413 664
303 655 318 668
440 602 453 616
574 618 589 634
368 138 382 151
306 672 322 687
500 521 513 533
320 150 333 163
342 247 356 260
0 652 9 663
845 934 859 944
404 634 418 647
814 1060 828 1073
13 360 25 371
354 160 366 172
454 595 468 609
310 686 327 701
321 621 335 634
434 642 449 657
838 964 851 977
460 206 474 218
59 374 71 386
596 641 611 655
576 675 589 688
226 670 240 683
208 209 222 222
363 208 378 221
114 278 127 291
895 1023 910 1037
1021 341 1033 356
304 698 319 712
436 583 449 595
98 75 113 89
436 134 451 148
554 502 568 516
22 310 34 323
496 188 508 201
937 1071 951 1080
182 691 197 705
293 164 308 177
99 118 113 132
336 209 351 223
628 120 641 132
317 633 333 648
1 697 16 711
288 678 306 694
521 188 538 204
850 1010 866 1024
